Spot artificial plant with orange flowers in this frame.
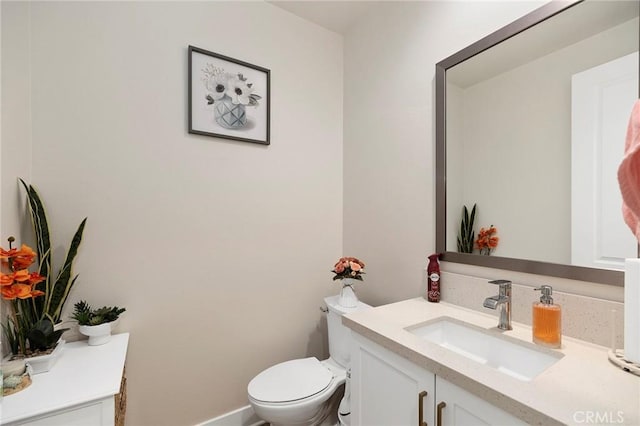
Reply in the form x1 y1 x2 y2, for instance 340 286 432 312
1 180 86 357
0 237 62 356
475 225 499 256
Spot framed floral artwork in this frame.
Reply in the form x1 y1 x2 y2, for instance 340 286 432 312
188 45 270 145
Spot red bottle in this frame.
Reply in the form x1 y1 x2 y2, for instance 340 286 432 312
427 253 441 302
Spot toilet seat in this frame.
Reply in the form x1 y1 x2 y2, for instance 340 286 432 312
248 357 334 403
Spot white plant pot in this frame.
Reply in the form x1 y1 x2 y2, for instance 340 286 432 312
2 339 64 375
11 339 66 375
79 323 112 346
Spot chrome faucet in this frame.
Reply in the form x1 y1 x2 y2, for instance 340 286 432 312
483 279 512 330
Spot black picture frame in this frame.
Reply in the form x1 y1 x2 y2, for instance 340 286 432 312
188 45 270 145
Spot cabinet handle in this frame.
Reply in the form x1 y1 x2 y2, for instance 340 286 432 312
418 391 428 426
436 401 447 426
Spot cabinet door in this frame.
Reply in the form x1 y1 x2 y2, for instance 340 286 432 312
11 398 115 426
435 377 526 426
351 334 435 426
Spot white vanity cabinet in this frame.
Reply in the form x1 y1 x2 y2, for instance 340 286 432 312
435 377 526 426
2 333 129 426
351 333 435 426
351 333 525 426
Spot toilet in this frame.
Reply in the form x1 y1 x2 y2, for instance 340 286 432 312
248 295 371 426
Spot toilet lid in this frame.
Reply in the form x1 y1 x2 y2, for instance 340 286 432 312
248 357 333 403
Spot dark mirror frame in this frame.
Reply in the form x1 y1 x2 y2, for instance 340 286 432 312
435 0 635 287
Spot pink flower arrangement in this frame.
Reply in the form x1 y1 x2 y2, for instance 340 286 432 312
331 257 365 281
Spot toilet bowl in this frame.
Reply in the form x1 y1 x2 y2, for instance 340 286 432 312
248 357 345 426
248 295 370 426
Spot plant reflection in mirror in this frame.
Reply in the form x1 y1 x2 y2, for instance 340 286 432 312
457 204 476 253
476 225 499 256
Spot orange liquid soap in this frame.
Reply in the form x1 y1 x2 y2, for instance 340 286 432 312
532 286 561 348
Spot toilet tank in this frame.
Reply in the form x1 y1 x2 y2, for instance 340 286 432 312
324 295 371 368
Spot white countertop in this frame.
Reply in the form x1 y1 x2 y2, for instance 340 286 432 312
343 299 640 425
1 333 129 424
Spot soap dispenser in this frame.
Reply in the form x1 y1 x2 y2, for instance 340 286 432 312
532 285 561 348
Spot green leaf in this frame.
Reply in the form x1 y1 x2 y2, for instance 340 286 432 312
27 318 66 351
20 180 51 276
71 301 125 325
457 203 478 253
48 218 87 323
20 179 52 314
2 318 19 354
469 204 477 228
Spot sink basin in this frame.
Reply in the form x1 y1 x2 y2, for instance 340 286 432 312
406 317 563 381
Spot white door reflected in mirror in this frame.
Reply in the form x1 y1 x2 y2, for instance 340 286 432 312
572 52 639 271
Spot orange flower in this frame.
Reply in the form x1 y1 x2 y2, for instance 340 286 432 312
11 244 37 270
475 225 498 255
31 289 45 297
1 286 15 300
12 269 31 282
13 269 31 282
0 272 13 286
0 242 45 300
331 256 366 281
348 257 365 268
1 282 45 300
15 244 36 257
28 272 45 285
2 283 31 300
0 247 17 259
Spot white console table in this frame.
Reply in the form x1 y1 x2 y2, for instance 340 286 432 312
1 333 129 426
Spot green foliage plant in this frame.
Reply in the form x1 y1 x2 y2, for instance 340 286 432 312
1 179 87 356
456 204 477 253
19 179 87 325
71 300 126 326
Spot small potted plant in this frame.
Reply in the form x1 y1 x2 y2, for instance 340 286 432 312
71 301 125 346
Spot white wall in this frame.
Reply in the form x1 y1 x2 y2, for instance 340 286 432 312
3 2 343 424
1 1 32 246
344 1 546 305
1 2 34 345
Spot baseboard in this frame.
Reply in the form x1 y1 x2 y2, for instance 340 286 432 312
195 405 265 426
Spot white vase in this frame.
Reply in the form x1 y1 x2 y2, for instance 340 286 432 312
23 339 65 375
339 278 358 308
79 322 112 346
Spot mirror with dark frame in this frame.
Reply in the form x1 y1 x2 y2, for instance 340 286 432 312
436 0 639 286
